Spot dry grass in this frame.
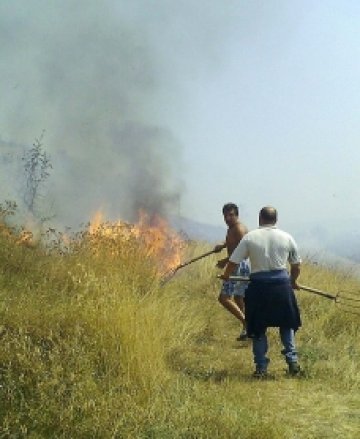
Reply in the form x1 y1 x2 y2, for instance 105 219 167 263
0 230 359 438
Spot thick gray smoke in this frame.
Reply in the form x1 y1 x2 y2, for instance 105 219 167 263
0 0 185 226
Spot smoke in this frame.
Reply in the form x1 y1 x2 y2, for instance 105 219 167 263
0 137 25 203
1 0 284 228
0 0 186 226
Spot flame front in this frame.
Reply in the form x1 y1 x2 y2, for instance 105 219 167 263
89 210 185 275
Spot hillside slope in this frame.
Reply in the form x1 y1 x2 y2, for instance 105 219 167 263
0 231 359 438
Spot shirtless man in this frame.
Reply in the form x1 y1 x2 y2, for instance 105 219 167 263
214 203 250 341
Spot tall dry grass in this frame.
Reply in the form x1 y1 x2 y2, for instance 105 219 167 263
0 228 359 438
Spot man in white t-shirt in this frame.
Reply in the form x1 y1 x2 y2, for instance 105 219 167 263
220 206 302 378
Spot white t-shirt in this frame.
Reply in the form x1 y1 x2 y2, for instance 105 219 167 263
229 226 301 274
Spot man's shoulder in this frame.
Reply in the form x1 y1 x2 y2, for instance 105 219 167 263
246 227 260 237
228 222 248 235
275 228 294 239
273 228 298 245
237 221 248 234
246 227 283 238
237 228 259 242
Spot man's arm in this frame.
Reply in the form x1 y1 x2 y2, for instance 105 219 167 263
288 235 301 290
213 241 228 268
220 260 238 280
216 256 229 269
213 242 226 253
290 263 301 290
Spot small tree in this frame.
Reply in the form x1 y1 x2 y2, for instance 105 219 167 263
0 200 17 220
22 131 52 219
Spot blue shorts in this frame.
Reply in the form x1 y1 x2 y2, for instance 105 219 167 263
220 260 250 298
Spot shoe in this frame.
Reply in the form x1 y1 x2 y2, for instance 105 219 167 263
288 362 301 376
253 368 268 378
236 329 248 341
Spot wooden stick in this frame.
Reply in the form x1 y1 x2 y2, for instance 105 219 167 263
297 284 337 301
226 276 337 301
175 249 217 271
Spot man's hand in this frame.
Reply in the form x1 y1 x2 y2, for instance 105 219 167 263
216 258 228 269
291 280 300 290
213 244 225 253
218 261 238 282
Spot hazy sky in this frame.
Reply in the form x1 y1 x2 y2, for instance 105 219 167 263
168 1 360 231
0 1 359 253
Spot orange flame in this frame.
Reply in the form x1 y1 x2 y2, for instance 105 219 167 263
88 210 185 275
89 211 104 234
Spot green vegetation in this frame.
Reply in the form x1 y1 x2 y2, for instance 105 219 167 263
0 224 359 438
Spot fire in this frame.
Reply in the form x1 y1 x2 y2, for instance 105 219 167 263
88 210 185 275
133 210 184 273
88 211 104 234
0 215 39 248
17 229 36 247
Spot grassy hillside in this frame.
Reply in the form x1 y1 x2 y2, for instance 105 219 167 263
0 226 359 438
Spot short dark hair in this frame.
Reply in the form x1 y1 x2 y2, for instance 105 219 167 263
222 203 239 216
259 206 277 224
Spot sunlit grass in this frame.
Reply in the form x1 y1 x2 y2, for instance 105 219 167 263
0 228 359 438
